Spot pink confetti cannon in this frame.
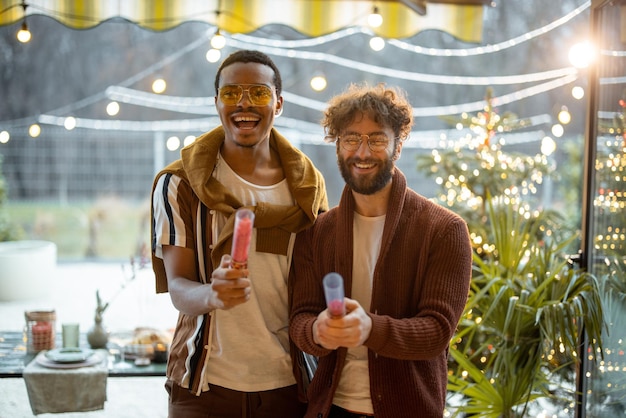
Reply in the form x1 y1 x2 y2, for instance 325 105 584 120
230 208 255 269
323 272 346 318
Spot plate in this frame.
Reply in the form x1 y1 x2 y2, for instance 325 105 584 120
44 347 94 363
36 351 104 369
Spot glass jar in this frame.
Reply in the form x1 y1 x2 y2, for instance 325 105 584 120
25 310 56 353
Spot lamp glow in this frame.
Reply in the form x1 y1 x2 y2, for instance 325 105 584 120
106 101 120 116
166 136 181 151
569 41 595 69
183 135 196 146
368 7 383 28
572 86 584 100
541 136 556 156
29 124 41 138
152 78 167 94
206 48 221 63
211 30 226 49
0 131 10 144
17 21 31 43
64 116 77 130
551 124 564 138
369 36 385 51
310 75 327 91
557 107 571 125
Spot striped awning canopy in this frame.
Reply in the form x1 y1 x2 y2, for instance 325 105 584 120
0 0 486 42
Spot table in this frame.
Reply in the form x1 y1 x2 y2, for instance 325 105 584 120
23 350 109 414
0 330 167 377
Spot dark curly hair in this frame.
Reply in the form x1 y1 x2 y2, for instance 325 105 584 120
214 50 282 96
322 83 413 143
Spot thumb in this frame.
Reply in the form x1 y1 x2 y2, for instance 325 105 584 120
344 298 360 312
220 254 232 268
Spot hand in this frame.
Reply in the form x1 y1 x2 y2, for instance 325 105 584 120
313 298 372 350
208 254 251 310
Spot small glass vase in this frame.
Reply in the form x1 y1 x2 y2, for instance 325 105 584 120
87 315 109 349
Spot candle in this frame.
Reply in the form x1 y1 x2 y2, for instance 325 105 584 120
231 209 255 269
31 321 53 351
323 273 346 318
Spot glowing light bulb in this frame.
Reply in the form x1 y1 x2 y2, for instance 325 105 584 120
551 124 564 138
211 30 226 49
167 136 181 151
572 86 584 100
17 22 31 43
29 124 41 138
152 78 166 94
569 41 595 69
64 116 77 130
369 36 385 51
106 101 120 116
310 75 327 91
368 7 383 28
206 48 221 63
541 136 556 156
558 107 571 125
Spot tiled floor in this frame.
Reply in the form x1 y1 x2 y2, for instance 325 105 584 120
0 261 178 418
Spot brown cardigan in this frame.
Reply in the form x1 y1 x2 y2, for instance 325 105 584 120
289 169 472 418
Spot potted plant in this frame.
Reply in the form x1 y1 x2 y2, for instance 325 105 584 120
446 198 605 417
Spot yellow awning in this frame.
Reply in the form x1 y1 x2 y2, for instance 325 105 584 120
0 0 484 42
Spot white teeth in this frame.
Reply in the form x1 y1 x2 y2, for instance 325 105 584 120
233 116 259 122
355 163 374 169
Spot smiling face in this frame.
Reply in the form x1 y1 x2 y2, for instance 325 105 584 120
337 112 401 196
215 61 283 149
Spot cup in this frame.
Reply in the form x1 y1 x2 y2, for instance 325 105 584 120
62 323 80 348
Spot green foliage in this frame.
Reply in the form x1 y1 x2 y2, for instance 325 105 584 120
447 199 605 417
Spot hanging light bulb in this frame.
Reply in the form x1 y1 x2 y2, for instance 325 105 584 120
369 36 385 51
310 74 327 91
152 78 167 94
206 48 221 63
368 6 383 28
28 124 41 138
557 106 571 125
16 1 31 43
17 21 31 43
211 29 226 49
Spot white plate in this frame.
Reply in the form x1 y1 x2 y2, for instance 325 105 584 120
44 347 94 363
36 351 104 369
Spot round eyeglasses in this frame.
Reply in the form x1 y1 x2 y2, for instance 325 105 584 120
218 84 274 106
338 133 392 152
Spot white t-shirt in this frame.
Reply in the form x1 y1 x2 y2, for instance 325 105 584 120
332 212 385 414
204 155 298 392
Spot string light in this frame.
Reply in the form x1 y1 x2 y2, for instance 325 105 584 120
205 48 221 63
28 124 41 137
369 36 385 51
310 74 327 91
151 78 167 94
16 21 31 43
367 6 383 28
210 29 226 49
569 41 595 68
16 0 31 43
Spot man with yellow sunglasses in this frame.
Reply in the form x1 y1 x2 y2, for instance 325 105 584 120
151 50 328 418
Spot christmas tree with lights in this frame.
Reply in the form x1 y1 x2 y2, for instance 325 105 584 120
425 89 605 417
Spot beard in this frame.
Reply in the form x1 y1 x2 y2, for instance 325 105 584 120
338 153 394 195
